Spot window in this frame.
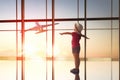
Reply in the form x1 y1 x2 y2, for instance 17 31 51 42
0 0 119 80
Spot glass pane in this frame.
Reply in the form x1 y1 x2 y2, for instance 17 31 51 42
17 0 21 19
55 0 77 18
87 30 111 58
25 60 46 80
112 30 119 59
87 61 112 80
0 0 16 20
112 61 119 80
0 23 16 56
113 0 119 17
87 21 111 29
25 0 46 19
87 0 111 17
0 61 16 80
24 22 46 58
0 23 22 57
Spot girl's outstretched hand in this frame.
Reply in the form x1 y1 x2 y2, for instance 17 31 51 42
86 37 90 39
59 33 63 35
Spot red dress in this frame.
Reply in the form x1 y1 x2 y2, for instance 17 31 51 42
71 32 81 48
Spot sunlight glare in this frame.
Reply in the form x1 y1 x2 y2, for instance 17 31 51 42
24 43 39 57
47 45 60 57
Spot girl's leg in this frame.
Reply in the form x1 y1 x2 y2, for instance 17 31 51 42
70 46 80 74
70 53 80 74
73 53 80 69
75 74 80 80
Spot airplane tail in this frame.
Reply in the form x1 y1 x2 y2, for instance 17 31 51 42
35 22 41 27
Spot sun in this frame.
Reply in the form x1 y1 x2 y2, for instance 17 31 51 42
24 43 39 57
47 45 60 57
24 43 60 59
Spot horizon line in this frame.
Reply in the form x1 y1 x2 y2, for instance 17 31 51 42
0 56 118 61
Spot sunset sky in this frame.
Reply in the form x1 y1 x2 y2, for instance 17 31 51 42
0 0 119 59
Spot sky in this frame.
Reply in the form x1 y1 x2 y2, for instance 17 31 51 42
0 0 119 60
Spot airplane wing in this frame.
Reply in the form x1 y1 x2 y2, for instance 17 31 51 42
24 26 40 32
24 22 42 32
35 22 42 27
34 22 59 34
41 23 59 27
24 22 59 32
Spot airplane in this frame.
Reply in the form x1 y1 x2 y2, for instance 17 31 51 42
24 22 59 34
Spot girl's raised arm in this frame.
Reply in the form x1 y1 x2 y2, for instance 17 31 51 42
81 34 89 39
59 32 72 35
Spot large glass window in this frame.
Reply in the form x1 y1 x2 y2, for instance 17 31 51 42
0 0 119 80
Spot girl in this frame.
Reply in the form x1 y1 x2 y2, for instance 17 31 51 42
60 23 89 74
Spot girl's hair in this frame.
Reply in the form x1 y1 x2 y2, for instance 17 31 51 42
74 23 83 34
